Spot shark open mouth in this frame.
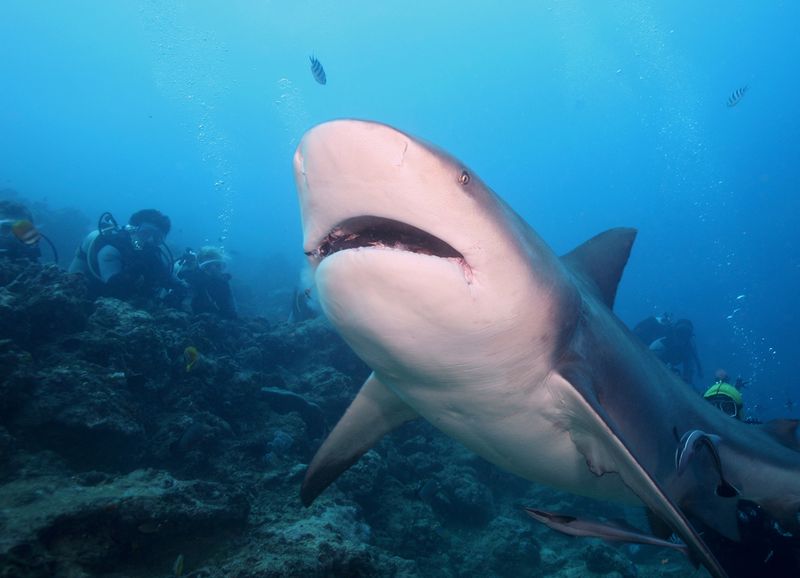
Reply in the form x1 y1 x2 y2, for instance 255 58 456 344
306 216 466 264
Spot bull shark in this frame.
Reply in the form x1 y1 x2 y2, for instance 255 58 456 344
293 119 800 577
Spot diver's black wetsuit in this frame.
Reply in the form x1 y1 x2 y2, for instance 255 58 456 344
699 501 799 577
178 268 237 318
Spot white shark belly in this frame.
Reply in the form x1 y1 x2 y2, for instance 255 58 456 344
391 376 639 504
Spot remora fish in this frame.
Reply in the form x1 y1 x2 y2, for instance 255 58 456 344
524 508 689 555
293 119 800 578
673 429 739 498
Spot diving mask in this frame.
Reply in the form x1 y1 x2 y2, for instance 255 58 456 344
707 395 740 418
131 222 165 249
199 258 226 274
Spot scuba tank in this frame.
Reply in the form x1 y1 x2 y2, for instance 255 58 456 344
98 212 119 236
9 219 58 263
85 212 174 281
85 212 123 280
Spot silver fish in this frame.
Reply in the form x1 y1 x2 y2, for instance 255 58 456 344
309 55 327 85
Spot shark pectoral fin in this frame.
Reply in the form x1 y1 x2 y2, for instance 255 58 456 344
300 372 418 506
561 228 637 309
556 371 728 578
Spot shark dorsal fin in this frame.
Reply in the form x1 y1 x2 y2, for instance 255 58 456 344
562 228 637 309
762 419 800 451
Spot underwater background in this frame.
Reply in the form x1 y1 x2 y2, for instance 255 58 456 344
1 2 798 576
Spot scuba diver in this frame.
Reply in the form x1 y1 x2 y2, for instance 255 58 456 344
173 246 237 318
0 200 58 262
69 209 175 300
649 318 703 384
288 287 317 323
633 314 703 384
632 312 673 346
288 265 319 323
703 368 762 423
703 369 746 420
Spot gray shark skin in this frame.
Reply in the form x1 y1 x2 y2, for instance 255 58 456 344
293 119 800 578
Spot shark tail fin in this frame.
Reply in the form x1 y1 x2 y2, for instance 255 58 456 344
300 373 418 506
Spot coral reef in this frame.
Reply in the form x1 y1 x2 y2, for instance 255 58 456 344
0 260 696 577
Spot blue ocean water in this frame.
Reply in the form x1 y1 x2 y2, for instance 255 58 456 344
1 0 797 420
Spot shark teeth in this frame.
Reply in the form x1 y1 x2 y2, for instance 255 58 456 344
308 216 465 264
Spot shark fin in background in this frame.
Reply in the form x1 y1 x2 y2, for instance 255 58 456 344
300 373 418 506
761 419 800 451
562 228 637 309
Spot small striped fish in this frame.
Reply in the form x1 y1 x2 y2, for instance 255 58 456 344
309 55 327 85
12 220 41 245
726 85 748 107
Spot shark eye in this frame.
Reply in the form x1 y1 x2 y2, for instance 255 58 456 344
459 170 471 185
